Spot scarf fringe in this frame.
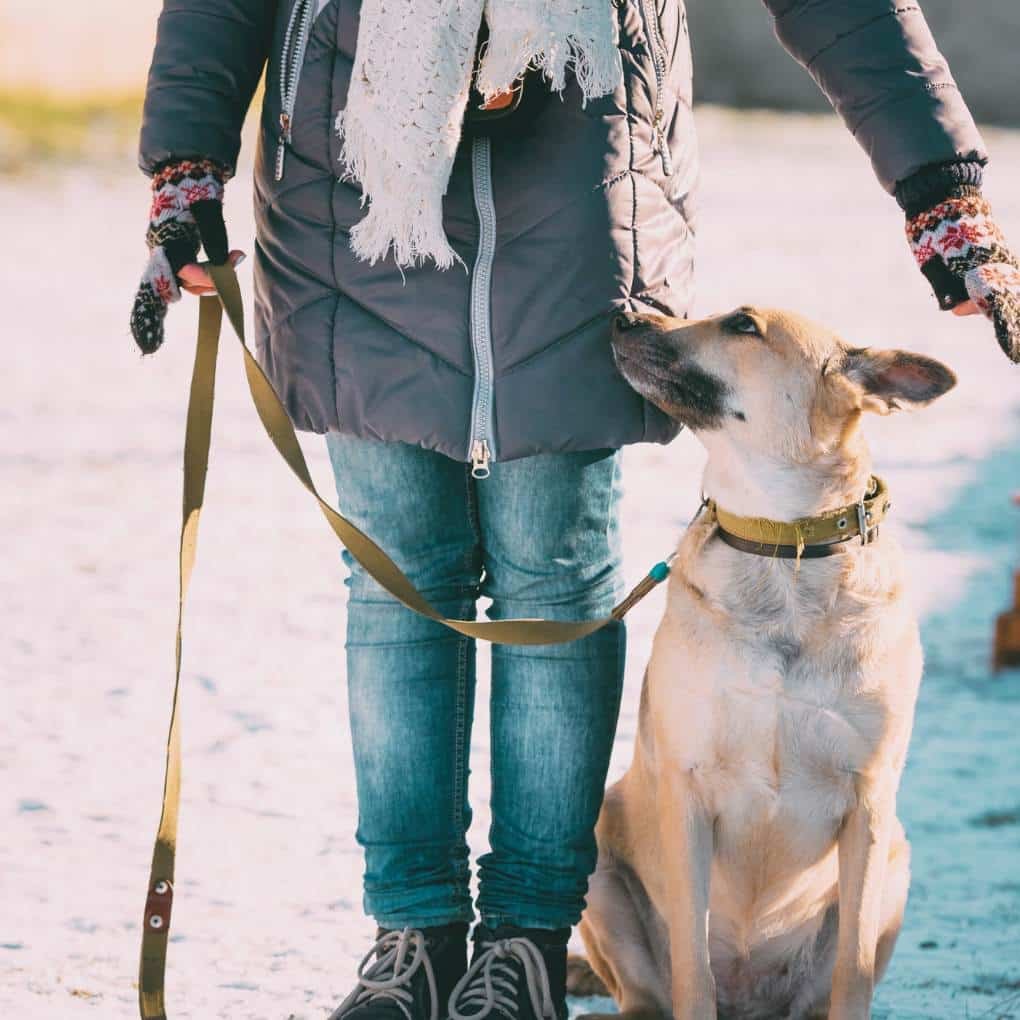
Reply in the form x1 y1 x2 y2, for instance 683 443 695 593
476 27 622 105
336 109 464 270
336 3 623 270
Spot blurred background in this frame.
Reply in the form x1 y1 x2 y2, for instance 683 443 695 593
2 1 1019 1018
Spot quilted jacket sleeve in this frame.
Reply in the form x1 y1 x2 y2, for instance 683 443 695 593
761 0 987 193
139 0 278 175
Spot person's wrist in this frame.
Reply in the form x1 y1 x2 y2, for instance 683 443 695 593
149 158 229 223
150 156 232 187
894 158 985 218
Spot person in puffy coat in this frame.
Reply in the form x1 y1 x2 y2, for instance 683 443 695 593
131 1 1019 1017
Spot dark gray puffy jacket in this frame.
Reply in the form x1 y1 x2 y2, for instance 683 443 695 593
139 0 985 467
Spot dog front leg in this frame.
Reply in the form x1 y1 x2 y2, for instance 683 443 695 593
658 768 716 1020
829 777 895 1020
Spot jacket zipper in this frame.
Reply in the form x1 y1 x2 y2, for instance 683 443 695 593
639 0 674 177
468 136 498 479
275 0 316 182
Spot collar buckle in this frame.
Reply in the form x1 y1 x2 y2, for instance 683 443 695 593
856 495 876 546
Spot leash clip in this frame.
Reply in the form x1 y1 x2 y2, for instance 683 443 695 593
690 492 711 525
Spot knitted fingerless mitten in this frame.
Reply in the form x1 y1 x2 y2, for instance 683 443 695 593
130 158 230 354
906 189 1020 362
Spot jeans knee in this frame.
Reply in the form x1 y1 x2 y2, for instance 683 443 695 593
479 447 624 620
326 432 483 607
483 551 624 622
343 539 483 610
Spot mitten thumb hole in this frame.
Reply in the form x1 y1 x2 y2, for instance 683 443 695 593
920 255 969 311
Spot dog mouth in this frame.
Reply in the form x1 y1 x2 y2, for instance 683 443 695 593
612 343 730 431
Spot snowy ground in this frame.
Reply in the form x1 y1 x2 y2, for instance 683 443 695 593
3 108 1020 1019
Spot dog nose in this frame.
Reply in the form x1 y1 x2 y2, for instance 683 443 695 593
614 311 641 332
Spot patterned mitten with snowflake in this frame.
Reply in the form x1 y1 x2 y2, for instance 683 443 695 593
907 189 1020 363
130 158 231 354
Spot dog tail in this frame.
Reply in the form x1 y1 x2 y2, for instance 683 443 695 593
566 954 610 998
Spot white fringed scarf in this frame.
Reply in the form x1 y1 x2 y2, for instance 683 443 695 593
335 0 623 269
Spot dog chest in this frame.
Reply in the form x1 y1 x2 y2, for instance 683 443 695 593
649 639 891 858
705 689 863 860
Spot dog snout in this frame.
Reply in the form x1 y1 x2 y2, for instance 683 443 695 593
614 310 668 335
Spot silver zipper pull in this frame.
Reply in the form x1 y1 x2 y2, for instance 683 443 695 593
659 135 674 176
470 440 491 479
652 110 674 176
275 112 292 182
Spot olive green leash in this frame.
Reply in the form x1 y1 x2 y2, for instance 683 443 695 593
137 262 675 1019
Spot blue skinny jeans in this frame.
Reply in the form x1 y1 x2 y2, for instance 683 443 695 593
325 435 626 931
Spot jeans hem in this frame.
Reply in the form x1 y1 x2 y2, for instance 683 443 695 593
478 912 580 931
371 909 476 930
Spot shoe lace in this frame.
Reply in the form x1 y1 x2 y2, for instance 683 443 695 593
448 937 556 1020
330 928 439 1020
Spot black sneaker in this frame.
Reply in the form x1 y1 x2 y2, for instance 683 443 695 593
330 923 469 1020
447 925 570 1020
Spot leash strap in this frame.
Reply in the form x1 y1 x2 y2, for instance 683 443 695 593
138 294 221 1020
138 262 670 1018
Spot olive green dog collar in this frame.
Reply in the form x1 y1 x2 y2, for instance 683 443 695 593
705 476 891 559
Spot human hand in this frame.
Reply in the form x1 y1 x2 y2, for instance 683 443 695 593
176 249 246 296
907 191 1020 362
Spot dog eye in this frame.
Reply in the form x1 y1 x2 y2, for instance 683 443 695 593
725 313 761 337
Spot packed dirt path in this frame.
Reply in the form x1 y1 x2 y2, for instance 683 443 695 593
3 110 1020 1018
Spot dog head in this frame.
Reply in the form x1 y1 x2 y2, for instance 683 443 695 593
612 307 957 462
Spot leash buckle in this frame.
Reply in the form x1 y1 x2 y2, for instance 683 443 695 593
856 497 875 546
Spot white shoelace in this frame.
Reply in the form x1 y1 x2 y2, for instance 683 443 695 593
331 928 439 1020
448 937 556 1020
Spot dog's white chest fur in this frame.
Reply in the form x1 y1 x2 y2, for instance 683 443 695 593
645 523 921 905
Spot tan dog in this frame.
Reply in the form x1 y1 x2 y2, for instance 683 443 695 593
574 308 956 1020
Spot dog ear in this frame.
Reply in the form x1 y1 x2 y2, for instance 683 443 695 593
839 347 957 413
